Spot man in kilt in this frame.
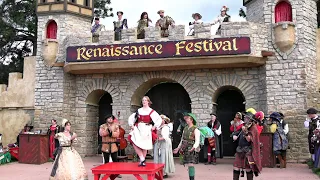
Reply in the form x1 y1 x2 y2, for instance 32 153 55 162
173 113 201 180
232 110 262 180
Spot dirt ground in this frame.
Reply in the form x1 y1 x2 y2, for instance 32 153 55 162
0 156 318 180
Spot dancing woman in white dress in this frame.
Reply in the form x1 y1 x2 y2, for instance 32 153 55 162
128 96 162 166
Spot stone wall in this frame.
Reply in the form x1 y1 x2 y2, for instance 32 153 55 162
34 14 91 129
0 57 36 146
243 0 318 162
31 0 319 162
57 68 264 156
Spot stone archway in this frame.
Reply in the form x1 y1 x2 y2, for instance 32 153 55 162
208 74 258 109
76 79 121 156
145 82 192 151
127 71 212 123
215 86 246 157
206 74 258 157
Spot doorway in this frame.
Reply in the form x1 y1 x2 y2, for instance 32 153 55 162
145 82 191 153
216 87 245 157
98 92 112 154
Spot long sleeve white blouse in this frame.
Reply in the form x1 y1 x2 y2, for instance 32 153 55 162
128 108 162 129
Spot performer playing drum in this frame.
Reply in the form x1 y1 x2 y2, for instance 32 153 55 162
128 96 162 166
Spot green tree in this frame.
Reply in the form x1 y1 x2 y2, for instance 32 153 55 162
0 0 113 84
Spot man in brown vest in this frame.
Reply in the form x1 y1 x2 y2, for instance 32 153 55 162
99 115 120 163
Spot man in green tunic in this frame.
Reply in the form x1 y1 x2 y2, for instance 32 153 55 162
155 10 175 37
173 113 200 180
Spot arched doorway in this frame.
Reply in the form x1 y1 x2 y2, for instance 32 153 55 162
216 86 245 157
98 92 112 154
145 82 191 153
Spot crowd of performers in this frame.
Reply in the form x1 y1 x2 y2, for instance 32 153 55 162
46 95 320 180
91 6 231 42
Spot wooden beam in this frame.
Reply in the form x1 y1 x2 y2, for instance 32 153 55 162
53 62 65 67
261 51 275 57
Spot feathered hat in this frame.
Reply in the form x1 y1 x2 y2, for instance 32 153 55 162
236 112 242 119
192 13 202 19
269 112 281 121
160 114 171 123
255 111 265 122
221 6 229 12
61 118 69 127
246 108 256 115
184 113 197 125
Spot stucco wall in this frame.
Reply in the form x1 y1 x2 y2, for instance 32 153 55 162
0 57 36 146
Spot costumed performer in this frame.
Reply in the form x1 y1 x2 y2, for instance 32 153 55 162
173 113 200 180
128 96 162 167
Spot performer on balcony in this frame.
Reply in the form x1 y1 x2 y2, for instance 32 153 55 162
188 13 203 36
47 119 61 160
155 10 175 37
99 115 120 164
137 12 153 39
211 6 231 35
113 11 128 41
91 17 105 43
173 113 200 180
128 96 162 167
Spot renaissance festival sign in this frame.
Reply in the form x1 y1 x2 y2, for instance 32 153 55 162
66 37 251 62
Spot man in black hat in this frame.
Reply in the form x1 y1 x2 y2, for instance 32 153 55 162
305 108 320 161
113 11 128 41
204 113 222 165
91 17 105 42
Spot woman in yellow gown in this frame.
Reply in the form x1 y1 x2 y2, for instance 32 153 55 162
49 119 88 180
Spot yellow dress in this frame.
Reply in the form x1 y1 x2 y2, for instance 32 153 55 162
49 132 88 180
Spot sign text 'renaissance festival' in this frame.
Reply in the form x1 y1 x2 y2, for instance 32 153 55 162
66 37 251 62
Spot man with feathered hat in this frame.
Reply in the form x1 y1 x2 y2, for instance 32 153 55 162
232 108 262 180
269 112 289 168
155 10 175 37
173 113 200 180
211 6 231 35
304 108 320 163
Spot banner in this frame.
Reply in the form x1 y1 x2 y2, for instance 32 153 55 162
66 37 251 62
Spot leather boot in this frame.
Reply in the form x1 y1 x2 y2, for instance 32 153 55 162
233 170 240 180
240 170 245 177
283 154 287 168
246 171 253 180
212 157 217 165
205 156 212 165
277 155 285 168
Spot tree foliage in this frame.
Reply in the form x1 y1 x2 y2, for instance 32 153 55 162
94 0 114 18
239 8 246 18
0 0 113 84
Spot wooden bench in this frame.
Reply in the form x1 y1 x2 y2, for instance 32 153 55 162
91 162 164 180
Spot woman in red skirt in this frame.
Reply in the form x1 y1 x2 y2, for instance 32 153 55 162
47 119 60 160
128 96 162 166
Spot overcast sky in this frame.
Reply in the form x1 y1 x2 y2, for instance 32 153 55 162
100 0 246 35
